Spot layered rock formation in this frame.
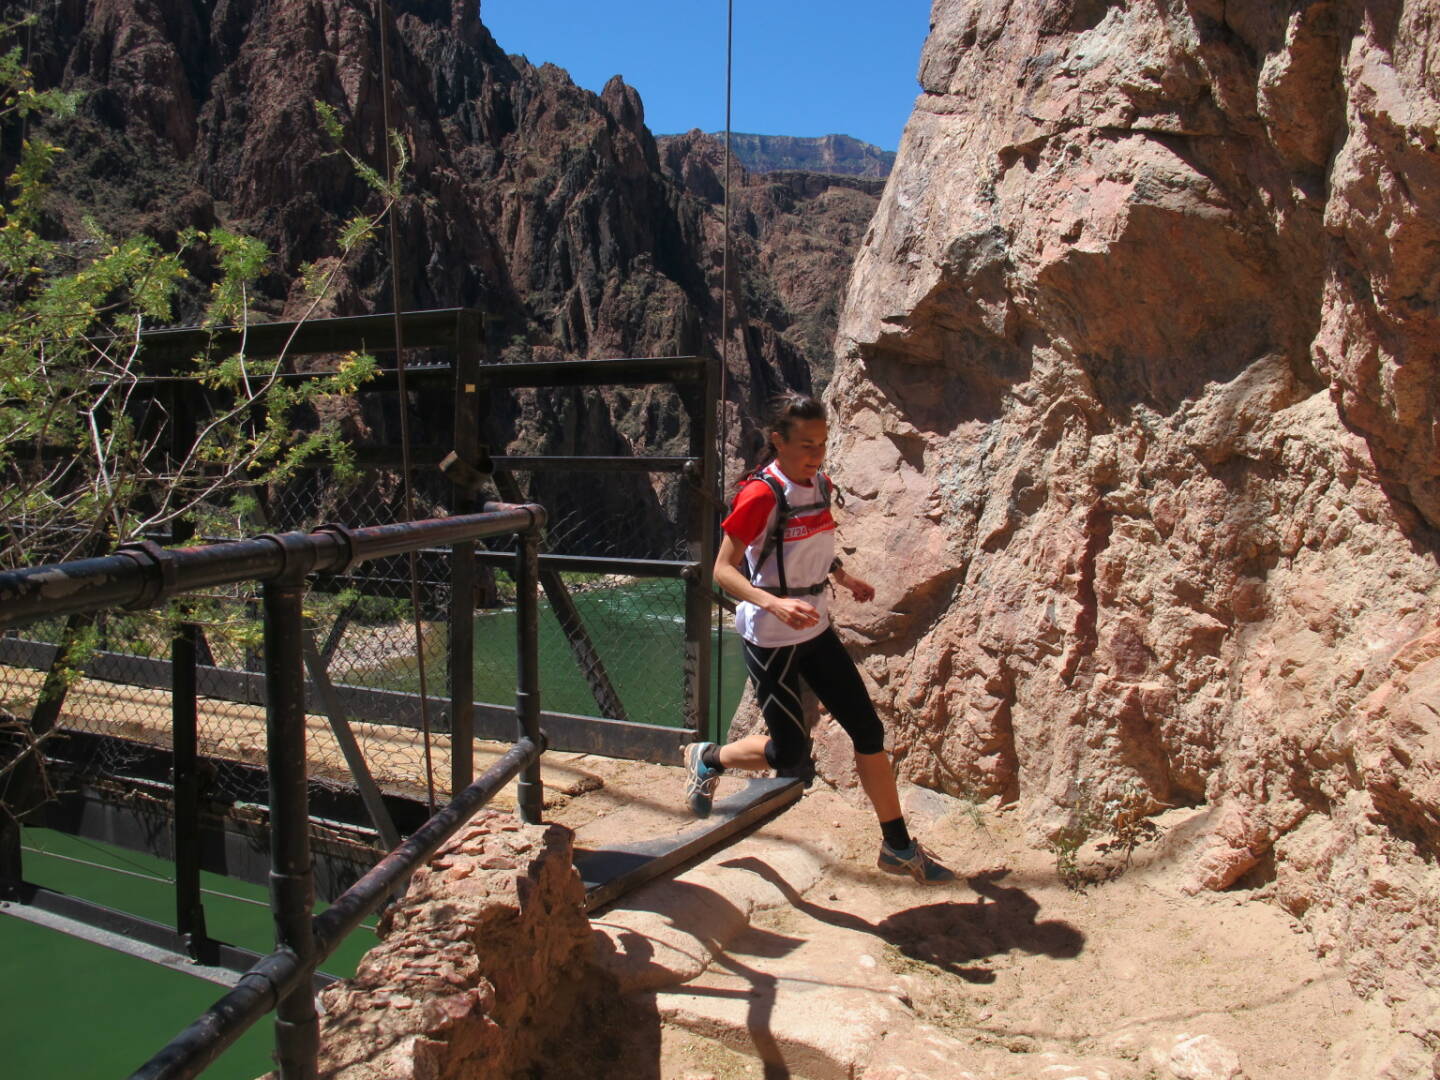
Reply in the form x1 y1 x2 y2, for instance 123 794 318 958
309 811 600 1079
705 131 897 178
17 0 879 545
828 0 1439 1069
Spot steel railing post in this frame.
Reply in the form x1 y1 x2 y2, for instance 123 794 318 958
683 356 720 745
448 310 482 795
514 529 543 823
172 620 213 963
169 376 213 962
263 564 319 1080
0 809 19 901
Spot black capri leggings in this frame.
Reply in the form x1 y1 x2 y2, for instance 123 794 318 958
742 625 886 767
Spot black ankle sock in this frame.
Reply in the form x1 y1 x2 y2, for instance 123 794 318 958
701 744 724 772
880 817 911 851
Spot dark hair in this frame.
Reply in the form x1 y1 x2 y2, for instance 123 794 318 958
745 392 826 479
764 391 826 439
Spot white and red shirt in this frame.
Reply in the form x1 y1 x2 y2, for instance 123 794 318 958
722 461 836 646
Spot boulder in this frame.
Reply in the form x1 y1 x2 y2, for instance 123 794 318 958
310 810 591 1080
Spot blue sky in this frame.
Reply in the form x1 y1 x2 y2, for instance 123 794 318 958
478 1 932 151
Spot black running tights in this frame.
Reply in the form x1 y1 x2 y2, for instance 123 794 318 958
741 625 886 767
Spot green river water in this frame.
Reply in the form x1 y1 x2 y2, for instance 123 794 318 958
359 578 750 735
0 829 378 1078
467 579 749 730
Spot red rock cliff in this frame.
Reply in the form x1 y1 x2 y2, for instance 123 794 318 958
829 0 1439 1067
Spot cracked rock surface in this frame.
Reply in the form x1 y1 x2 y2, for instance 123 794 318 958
824 1 1440 1062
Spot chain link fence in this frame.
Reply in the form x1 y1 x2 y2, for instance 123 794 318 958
1 447 700 830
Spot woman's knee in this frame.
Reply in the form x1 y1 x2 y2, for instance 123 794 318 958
764 737 807 771
847 718 886 757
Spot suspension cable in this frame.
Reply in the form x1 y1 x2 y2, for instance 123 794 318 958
23 844 371 913
714 0 735 739
376 0 437 814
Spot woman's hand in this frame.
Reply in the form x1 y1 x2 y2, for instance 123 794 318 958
836 569 875 603
764 595 822 629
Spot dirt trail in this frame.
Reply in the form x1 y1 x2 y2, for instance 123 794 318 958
4 667 1395 1077
553 756 1395 1080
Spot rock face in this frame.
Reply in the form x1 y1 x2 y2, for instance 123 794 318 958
18 0 880 540
704 131 898 178
828 0 1440 1067
659 130 885 394
311 810 593 1080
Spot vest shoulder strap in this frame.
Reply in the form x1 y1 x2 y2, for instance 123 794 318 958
752 470 789 576
747 468 844 598
757 469 787 509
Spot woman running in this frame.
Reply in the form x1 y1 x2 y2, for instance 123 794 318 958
686 392 951 883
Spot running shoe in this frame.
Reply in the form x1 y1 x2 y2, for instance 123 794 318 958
877 839 954 884
684 741 721 818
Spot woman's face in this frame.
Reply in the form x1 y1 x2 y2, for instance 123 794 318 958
771 417 828 483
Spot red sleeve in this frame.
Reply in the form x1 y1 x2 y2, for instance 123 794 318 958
722 479 777 547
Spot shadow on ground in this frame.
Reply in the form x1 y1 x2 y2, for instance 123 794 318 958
722 857 1085 983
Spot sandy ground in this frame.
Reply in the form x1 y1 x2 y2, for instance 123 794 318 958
549 756 1396 1080
1 667 1399 1078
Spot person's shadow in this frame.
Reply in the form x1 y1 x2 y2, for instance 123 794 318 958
589 878 808 1079
720 857 1085 983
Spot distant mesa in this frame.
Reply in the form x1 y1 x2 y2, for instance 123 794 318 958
680 132 896 179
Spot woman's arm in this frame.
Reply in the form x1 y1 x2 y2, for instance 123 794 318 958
832 565 875 603
714 532 821 631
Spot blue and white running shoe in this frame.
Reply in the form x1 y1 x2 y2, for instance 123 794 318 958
877 839 954 884
684 742 721 818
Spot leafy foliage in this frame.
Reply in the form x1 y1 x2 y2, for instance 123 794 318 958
0 34 389 568
1048 776 1161 890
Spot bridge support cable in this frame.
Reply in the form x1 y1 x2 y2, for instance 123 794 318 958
301 629 404 851
375 0 437 815
711 0 736 745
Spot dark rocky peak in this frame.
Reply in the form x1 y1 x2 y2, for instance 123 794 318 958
400 0 518 127
655 128 733 204
12 0 884 512
599 74 646 139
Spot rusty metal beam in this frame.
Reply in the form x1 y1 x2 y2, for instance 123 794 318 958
0 505 546 629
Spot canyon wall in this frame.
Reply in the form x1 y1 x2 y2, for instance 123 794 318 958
705 132 898 178
15 0 879 543
828 0 1439 1069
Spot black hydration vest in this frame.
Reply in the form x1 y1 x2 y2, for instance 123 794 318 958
741 468 840 598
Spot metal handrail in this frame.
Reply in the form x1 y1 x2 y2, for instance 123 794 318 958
0 505 543 629
131 736 543 1080
0 503 548 1080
